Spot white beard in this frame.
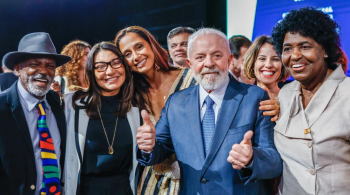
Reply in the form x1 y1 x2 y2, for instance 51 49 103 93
22 72 53 97
193 67 227 91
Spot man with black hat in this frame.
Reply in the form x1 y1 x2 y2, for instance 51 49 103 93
0 32 71 195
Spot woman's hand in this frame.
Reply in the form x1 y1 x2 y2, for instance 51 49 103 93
259 99 280 122
259 85 280 122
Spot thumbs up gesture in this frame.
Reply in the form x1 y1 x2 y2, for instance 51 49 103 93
227 130 254 170
136 110 156 152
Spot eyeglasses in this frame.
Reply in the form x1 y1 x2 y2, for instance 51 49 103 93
93 58 123 72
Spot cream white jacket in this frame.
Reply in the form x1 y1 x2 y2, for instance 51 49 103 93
63 92 140 195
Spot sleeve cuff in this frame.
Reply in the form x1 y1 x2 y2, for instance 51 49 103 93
140 150 153 161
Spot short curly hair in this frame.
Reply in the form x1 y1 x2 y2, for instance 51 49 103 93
271 7 341 70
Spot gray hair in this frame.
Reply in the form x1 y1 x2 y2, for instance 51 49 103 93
187 28 230 57
167 26 196 47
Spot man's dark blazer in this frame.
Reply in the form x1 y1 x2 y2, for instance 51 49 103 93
0 72 18 92
137 77 282 195
0 81 66 195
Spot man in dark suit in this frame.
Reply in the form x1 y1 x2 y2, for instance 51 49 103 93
0 64 18 92
0 32 71 195
136 28 282 194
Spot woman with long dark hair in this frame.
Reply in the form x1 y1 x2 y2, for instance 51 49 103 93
115 26 197 195
64 42 145 195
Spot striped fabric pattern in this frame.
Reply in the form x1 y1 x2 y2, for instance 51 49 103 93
36 102 61 195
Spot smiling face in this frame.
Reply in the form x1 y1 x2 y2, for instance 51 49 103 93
282 32 328 86
168 33 190 67
254 43 282 87
15 58 56 99
186 33 232 91
94 50 125 96
118 32 155 75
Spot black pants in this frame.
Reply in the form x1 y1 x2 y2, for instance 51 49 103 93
80 174 133 195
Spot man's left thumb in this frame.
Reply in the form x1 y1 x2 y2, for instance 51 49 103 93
240 130 253 145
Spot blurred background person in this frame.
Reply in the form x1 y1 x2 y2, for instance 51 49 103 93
243 35 288 99
167 26 196 68
272 7 350 194
229 35 255 84
115 26 197 195
54 40 91 94
0 63 18 92
64 42 144 195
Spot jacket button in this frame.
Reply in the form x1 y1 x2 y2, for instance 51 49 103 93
68 173 71 179
306 141 312 148
309 169 316 175
30 185 35 190
201 178 207 184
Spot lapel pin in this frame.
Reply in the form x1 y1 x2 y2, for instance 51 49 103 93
304 128 311 134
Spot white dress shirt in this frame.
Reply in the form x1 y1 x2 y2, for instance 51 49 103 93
199 75 230 124
17 82 61 194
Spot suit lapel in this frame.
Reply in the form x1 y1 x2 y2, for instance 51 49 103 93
274 82 309 139
187 86 206 162
7 82 36 167
126 107 140 186
304 66 346 127
46 91 67 173
201 78 243 176
76 98 90 161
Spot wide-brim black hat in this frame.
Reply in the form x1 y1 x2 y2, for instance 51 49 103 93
2 32 71 70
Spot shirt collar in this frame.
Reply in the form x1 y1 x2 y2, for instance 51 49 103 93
199 75 230 108
17 81 50 112
229 70 241 82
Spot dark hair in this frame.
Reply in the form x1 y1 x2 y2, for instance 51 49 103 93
114 26 171 72
229 35 252 59
271 7 341 70
72 41 146 118
167 26 196 46
243 35 288 81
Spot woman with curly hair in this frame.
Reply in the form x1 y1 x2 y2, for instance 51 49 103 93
243 35 288 99
115 26 197 195
54 40 91 94
272 7 350 194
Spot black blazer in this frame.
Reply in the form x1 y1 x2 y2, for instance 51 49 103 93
0 81 66 195
0 72 18 92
